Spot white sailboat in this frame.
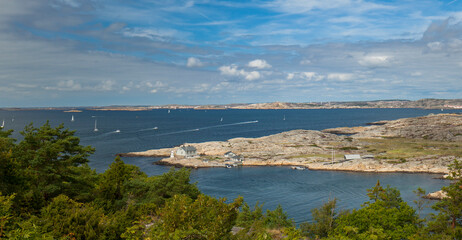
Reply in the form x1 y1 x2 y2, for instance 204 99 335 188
220 117 223 122
1 119 4 128
71 115 74 122
94 119 98 132
168 109 171 113
283 115 286 121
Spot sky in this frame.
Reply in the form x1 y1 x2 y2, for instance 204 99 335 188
1 0 462 107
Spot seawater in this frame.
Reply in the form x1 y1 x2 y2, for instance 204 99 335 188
1 108 459 223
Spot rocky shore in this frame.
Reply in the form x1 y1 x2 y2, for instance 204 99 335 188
119 113 462 174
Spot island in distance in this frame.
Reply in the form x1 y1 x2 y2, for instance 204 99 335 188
4 98 461 111
120 113 462 175
82 98 462 111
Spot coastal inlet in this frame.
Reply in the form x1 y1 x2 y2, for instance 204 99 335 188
119 113 462 174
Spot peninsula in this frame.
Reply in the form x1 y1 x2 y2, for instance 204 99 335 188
120 113 462 174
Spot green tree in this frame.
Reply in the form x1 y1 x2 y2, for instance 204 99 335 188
94 156 145 212
13 122 95 211
263 204 294 229
0 193 15 238
148 194 243 240
332 186 419 240
40 195 106 240
427 160 462 238
300 198 340 239
236 202 264 227
0 128 21 196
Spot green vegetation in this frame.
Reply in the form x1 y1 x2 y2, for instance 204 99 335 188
0 122 461 239
362 137 462 159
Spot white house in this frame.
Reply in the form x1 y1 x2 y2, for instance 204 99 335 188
224 151 237 158
176 145 197 158
344 154 361 160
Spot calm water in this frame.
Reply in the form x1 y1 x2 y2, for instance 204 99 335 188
1 108 459 223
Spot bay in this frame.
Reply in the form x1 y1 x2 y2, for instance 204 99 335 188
1 108 459 223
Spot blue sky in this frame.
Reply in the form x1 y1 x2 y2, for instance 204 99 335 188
1 0 462 107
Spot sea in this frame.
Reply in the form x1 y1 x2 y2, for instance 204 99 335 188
1 108 460 223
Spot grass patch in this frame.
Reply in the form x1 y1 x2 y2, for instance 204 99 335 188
340 146 359 151
289 154 343 159
360 138 462 159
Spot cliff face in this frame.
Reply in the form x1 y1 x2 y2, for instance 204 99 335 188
121 114 462 173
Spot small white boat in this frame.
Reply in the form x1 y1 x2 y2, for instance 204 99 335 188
94 119 98 132
115 129 120 133
71 115 74 122
153 127 158 130
1 119 4 128
168 109 171 113
225 164 232 168
283 115 286 121
291 166 305 170
220 117 223 122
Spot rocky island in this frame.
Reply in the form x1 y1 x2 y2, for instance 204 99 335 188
119 113 462 174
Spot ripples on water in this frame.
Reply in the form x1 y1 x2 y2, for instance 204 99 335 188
0 108 458 223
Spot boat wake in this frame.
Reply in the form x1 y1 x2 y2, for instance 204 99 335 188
152 120 258 137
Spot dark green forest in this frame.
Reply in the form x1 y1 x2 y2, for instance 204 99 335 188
0 122 461 239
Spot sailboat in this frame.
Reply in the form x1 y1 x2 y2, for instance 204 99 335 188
1 119 4 128
94 119 98 132
283 115 286 121
220 117 223 122
71 115 74 122
168 109 171 114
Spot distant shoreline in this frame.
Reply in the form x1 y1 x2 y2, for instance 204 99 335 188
2 98 462 111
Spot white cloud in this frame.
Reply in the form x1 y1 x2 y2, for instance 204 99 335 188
187 57 204 67
219 65 241 76
98 80 115 91
287 73 295 80
327 73 354 81
300 59 311 65
45 79 82 91
358 55 394 67
122 27 187 41
427 41 443 51
219 64 261 81
245 71 261 81
55 0 81 8
302 72 324 81
248 59 272 69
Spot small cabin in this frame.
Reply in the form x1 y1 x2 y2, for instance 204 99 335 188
176 145 197 158
344 154 361 160
224 151 237 158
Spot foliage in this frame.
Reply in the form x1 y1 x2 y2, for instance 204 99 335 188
236 201 264 227
263 204 293 229
332 183 419 239
425 160 462 239
11 122 95 212
0 192 15 238
300 198 340 239
40 195 106 240
148 194 243 240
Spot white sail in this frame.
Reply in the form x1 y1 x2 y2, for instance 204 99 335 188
71 115 74 122
1 120 4 128
94 119 98 132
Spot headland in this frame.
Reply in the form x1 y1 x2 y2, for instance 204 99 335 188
119 113 462 174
